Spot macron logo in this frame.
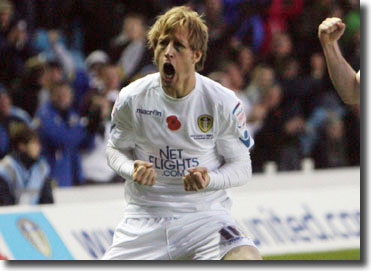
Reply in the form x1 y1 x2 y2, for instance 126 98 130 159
136 108 162 117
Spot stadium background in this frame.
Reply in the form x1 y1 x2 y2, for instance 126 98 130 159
0 0 361 261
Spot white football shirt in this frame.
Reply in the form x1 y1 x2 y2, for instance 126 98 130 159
108 72 254 217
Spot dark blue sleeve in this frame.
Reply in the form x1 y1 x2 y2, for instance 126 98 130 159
0 127 9 159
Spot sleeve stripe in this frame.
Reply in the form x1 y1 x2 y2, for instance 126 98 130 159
232 102 240 114
239 137 251 148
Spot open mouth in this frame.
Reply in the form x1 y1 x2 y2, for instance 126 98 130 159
163 63 175 80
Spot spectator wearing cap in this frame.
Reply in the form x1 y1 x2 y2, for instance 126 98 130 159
0 123 53 205
71 50 109 112
0 85 32 159
34 81 102 186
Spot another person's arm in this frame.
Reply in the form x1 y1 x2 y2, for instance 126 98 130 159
48 30 76 77
318 17 360 104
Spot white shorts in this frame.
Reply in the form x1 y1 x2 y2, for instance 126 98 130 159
102 212 258 260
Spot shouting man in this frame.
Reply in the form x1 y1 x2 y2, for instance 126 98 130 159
103 6 261 260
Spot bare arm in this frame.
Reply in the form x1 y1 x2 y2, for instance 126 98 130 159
318 17 360 104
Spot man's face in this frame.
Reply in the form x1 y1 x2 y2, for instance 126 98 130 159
154 27 201 90
50 67 63 83
25 138 41 160
258 68 274 90
52 85 72 110
227 62 244 90
103 66 120 90
0 8 11 27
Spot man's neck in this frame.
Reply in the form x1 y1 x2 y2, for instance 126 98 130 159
163 73 196 98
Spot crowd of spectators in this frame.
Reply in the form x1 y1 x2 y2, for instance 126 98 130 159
0 0 360 205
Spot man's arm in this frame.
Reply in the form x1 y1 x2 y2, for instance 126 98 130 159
106 94 156 185
318 17 360 104
106 144 156 185
48 30 76 77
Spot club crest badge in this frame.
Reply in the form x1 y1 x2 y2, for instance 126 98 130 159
197 114 213 133
17 218 52 257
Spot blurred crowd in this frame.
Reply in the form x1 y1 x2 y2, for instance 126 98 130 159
0 0 360 204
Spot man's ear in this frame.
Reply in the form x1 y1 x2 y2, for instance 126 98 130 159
193 50 202 65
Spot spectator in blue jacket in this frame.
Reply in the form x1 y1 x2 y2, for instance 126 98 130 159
34 81 100 186
0 123 53 205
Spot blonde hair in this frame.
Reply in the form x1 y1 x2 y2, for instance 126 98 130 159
147 6 208 71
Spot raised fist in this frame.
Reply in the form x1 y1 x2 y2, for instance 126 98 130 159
318 17 346 46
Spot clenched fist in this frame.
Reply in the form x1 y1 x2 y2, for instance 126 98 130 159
318 17 346 46
132 160 157 186
183 166 210 192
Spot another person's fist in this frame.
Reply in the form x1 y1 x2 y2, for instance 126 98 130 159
132 160 157 186
183 166 210 192
318 17 346 45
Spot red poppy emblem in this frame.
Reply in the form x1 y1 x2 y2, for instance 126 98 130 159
166 115 181 131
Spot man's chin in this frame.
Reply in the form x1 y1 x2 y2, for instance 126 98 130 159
161 74 175 85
